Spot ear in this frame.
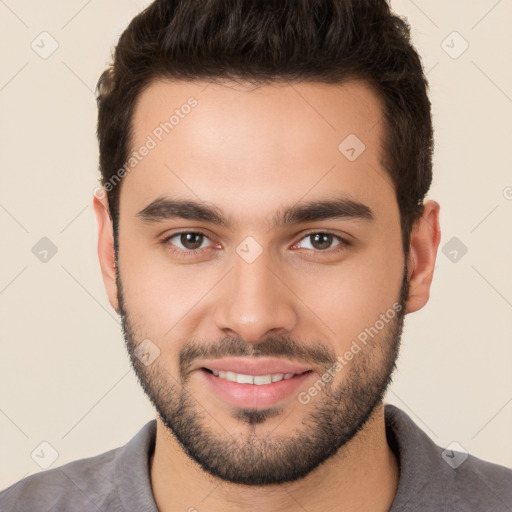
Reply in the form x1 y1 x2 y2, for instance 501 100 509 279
93 190 120 315
405 200 441 314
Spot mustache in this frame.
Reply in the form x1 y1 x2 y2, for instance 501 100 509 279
179 335 337 375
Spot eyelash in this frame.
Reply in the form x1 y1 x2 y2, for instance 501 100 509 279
160 230 351 258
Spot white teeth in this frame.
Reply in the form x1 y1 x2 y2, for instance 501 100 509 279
209 369 300 385
253 375 272 385
225 371 237 382
236 373 254 384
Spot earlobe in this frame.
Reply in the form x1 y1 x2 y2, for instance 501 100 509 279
93 192 120 315
405 200 441 314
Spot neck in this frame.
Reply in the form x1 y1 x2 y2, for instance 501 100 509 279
149 403 399 512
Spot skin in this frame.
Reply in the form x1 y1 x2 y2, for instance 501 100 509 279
94 78 440 511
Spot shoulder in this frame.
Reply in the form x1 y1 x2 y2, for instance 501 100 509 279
385 404 512 511
0 447 123 512
437 447 512 509
0 420 157 512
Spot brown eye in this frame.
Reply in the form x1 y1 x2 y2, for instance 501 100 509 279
177 232 205 250
295 232 347 252
162 231 212 256
309 233 334 250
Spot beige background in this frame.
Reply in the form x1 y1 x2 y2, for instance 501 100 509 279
1 0 511 490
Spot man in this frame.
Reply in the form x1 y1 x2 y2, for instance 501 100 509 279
1 0 511 511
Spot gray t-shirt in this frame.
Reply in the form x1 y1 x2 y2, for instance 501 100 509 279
1 404 511 511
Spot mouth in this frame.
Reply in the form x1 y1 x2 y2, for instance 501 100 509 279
201 367 313 385
198 365 315 409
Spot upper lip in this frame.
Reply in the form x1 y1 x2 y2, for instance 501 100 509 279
197 357 313 376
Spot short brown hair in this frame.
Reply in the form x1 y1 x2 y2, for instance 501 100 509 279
96 0 433 256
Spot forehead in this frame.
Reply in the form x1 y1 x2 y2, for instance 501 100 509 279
122 78 396 226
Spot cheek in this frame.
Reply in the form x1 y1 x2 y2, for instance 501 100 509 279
118 223 404 349
118 239 221 337
293 249 404 347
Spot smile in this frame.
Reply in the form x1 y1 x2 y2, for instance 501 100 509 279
203 368 311 385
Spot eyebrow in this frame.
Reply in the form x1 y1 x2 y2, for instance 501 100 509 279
136 195 374 230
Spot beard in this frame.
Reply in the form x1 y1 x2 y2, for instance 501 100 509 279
116 263 409 487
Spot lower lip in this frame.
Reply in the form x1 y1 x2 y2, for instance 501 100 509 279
199 369 314 409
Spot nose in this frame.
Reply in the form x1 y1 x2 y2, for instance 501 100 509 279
213 247 298 344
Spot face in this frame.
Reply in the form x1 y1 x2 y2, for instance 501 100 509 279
108 79 410 485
